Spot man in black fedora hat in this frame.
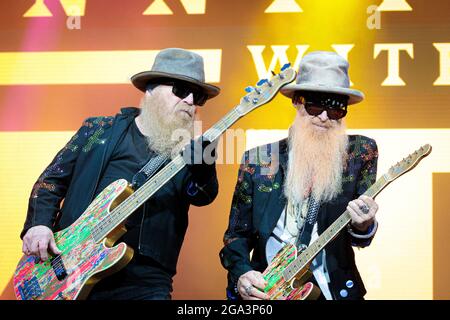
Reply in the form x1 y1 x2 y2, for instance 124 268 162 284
220 51 380 300
20 48 220 299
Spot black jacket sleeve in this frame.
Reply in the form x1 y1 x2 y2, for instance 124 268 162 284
20 120 90 239
184 164 219 206
219 152 255 299
350 137 379 247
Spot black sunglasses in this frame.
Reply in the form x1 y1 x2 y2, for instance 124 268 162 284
167 81 209 106
293 92 349 120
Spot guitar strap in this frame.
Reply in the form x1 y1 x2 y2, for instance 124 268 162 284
296 196 321 249
131 153 169 190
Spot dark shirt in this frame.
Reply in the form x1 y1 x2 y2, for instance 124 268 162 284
93 118 151 250
91 119 173 293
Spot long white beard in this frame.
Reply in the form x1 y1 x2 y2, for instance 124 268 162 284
138 93 195 158
283 111 348 204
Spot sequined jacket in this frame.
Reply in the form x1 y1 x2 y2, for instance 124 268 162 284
21 107 218 273
220 135 378 300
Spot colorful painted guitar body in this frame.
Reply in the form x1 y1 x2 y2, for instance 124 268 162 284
14 179 134 300
13 65 298 300
263 244 320 300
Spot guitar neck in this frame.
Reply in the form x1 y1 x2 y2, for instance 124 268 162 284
282 174 390 282
92 107 242 242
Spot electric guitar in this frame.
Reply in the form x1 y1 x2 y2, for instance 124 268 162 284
13 65 297 300
262 144 432 300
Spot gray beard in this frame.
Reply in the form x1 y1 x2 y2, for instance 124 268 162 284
283 113 348 205
138 94 194 158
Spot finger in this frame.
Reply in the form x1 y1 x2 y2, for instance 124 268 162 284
22 242 29 255
354 199 367 210
348 201 364 217
239 283 252 299
49 237 62 255
38 239 49 261
249 272 267 290
246 296 263 301
250 287 269 300
355 200 370 216
352 201 376 223
359 195 375 206
30 239 40 256
360 196 379 212
347 205 363 225
23 234 32 252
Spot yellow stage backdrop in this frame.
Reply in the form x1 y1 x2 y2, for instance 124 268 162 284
0 0 449 299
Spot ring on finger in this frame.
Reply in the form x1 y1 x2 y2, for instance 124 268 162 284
244 285 252 296
359 203 370 214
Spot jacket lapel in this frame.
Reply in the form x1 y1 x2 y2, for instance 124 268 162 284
255 139 289 239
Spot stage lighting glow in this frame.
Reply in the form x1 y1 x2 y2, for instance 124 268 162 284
180 0 206 14
0 50 222 85
23 0 52 17
60 0 86 16
265 0 303 13
143 0 174 15
377 0 413 12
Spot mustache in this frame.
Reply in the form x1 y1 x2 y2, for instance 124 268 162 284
311 118 333 128
176 102 195 118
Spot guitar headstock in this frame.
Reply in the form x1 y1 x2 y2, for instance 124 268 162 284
235 63 297 116
386 144 432 182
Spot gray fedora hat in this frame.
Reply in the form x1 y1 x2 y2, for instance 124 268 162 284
131 48 220 99
280 51 364 105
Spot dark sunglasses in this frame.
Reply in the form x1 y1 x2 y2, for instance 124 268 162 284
293 92 349 120
168 81 209 106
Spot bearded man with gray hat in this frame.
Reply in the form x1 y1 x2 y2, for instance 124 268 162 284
220 51 379 300
20 48 220 299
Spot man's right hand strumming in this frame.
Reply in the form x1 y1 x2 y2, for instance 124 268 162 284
237 270 269 300
22 225 62 262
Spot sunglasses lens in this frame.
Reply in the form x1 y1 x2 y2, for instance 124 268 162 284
172 83 208 106
327 108 347 120
194 92 208 106
172 84 190 99
305 104 325 116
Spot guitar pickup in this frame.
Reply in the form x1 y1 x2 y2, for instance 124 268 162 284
51 255 68 281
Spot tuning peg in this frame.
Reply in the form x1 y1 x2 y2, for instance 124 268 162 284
245 86 254 93
281 62 291 71
257 79 268 86
254 87 262 94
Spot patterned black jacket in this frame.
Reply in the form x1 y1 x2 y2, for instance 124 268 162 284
220 135 378 300
22 107 218 273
